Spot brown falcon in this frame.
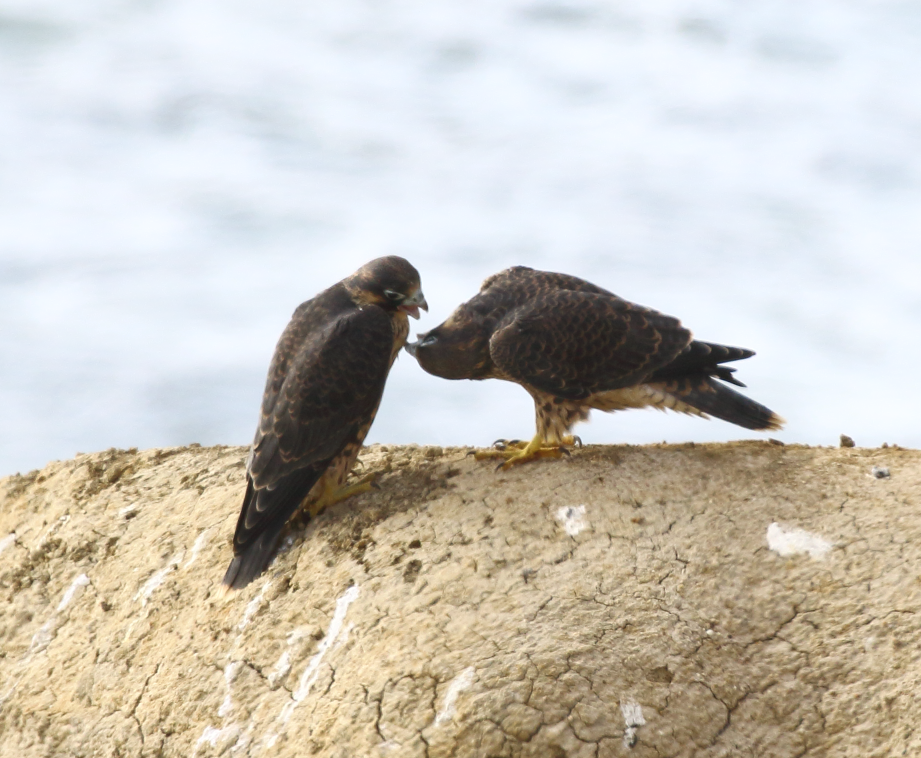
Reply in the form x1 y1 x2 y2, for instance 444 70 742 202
406 266 782 468
222 256 427 590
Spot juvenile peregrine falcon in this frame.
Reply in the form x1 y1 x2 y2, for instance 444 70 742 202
406 266 781 468
223 256 427 590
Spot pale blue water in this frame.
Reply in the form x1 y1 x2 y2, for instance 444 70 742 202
2 0 920 475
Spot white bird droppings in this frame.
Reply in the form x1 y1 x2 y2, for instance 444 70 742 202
183 529 212 570
57 574 90 612
767 523 833 560
269 651 291 688
263 585 360 748
434 667 476 727
135 554 183 606
556 505 587 536
290 586 359 704
0 533 16 555
621 699 645 748
268 628 311 687
194 724 242 755
218 662 243 718
27 574 92 656
36 515 69 549
238 580 272 631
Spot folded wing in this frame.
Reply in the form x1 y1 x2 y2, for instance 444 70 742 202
224 305 393 588
489 291 692 399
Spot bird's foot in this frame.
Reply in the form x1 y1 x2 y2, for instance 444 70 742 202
472 434 570 469
306 473 379 519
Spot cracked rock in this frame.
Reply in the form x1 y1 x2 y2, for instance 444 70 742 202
1 441 920 757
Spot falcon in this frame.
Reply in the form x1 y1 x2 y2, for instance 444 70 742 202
406 266 782 468
222 256 427 590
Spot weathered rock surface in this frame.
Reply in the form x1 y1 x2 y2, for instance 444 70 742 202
0 441 919 757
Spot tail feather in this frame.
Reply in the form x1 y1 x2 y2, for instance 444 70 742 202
648 341 754 388
221 519 289 591
222 466 323 591
664 375 784 431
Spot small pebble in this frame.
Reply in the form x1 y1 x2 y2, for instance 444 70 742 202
871 466 890 479
840 434 855 448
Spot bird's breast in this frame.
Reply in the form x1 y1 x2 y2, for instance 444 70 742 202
389 312 410 364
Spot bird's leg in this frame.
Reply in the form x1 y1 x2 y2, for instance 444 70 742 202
305 472 379 519
472 433 570 469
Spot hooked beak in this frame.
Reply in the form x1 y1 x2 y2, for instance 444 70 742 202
398 289 428 320
404 339 420 357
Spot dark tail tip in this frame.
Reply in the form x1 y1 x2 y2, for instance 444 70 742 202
221 556 247 592
669 377 785 432
221 527 285 591
762 411 786 432
221 553 267 592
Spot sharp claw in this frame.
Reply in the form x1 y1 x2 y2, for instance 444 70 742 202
572 436 583 449
370 479 382 490
495 460 507 472
559 446 571 458
466 449 478 458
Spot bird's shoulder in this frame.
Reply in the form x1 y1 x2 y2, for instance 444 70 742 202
262 286 393 412
480 266 616 299
467 267 620 328
249 292 395 486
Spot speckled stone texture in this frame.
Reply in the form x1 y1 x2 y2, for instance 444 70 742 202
1 441 919 757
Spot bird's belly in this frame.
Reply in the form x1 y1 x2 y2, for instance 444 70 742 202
591 385 707 417
302 419 375 507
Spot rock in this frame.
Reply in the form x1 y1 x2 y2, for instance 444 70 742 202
1 441 920 757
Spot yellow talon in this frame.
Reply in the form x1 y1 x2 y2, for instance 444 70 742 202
306 473 378 519
472 434 570 469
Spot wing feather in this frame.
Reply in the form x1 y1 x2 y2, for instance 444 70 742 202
489 291 692 399
231 304 393 563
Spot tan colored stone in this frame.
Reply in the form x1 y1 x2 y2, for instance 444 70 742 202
0 441 919 757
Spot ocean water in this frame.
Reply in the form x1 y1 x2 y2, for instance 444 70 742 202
2 0 920 476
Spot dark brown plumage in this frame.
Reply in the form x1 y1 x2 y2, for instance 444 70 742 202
406 266 782 467
223 256 427 590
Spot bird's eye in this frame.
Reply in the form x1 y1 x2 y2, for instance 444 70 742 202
384 289 403 301
420 334 438 347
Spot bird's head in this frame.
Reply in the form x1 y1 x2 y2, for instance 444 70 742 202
346 256 429 319
405 303 494 380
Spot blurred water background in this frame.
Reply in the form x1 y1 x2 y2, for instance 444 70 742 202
2 0 920 476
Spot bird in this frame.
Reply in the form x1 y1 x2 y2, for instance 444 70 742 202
222 256 427 590
406 266 782 468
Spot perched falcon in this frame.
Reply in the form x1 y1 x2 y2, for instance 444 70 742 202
406 266 782 468
222 256 427 590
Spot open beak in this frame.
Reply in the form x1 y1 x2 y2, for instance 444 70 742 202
398 290 428 320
